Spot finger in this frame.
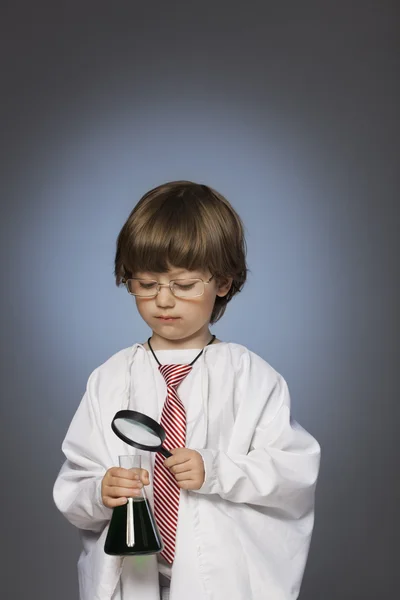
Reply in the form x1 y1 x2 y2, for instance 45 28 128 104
174 471 195 482
109 476 142 489
170 462 194 475
110 467 140 480
105 485 143 498
139 469 150 483
164 454 191 469
176 480 198 490
103 496 128 508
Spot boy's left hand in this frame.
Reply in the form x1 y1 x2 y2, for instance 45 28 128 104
163 448 205 490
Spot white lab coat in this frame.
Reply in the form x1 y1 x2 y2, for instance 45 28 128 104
53 342 320 600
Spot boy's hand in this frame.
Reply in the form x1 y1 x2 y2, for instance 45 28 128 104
163 448 205 490
101 467 150 508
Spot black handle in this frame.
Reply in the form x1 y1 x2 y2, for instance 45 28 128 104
158 445 172 458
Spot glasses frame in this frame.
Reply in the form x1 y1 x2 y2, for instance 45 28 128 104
122 275 215 299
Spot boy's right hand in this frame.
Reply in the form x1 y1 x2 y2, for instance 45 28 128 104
101 467 150 508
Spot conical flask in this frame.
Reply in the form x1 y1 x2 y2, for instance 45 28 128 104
104 455 163 556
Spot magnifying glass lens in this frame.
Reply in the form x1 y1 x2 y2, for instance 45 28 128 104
115 418 162 446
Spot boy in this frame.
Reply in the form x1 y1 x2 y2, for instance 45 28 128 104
53 181 320 600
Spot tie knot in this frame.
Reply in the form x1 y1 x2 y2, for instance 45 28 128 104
159 364 193 389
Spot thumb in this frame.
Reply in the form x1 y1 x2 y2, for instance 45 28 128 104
140 468 150 484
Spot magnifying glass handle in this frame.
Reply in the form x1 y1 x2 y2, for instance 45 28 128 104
159 446 172 459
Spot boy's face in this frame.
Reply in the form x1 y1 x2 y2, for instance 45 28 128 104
133 267 231 348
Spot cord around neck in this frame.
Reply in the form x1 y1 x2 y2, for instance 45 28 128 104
147 335 216 367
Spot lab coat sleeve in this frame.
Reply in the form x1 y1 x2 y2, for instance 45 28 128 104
195 376 320 519
53 369 113 532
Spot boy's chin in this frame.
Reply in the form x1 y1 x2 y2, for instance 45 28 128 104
151 325 201 343
151 325 184 339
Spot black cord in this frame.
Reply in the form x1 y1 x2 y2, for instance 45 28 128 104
147 334 216 367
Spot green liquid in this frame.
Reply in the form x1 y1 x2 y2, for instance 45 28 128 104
104 498 163 556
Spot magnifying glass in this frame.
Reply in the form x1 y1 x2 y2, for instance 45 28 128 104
111 410 172 458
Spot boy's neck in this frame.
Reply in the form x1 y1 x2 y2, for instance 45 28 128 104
144 330 219 351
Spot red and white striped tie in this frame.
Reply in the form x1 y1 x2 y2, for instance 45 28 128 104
153 363 192 564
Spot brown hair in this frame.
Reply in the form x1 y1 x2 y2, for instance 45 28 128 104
114 180 247 323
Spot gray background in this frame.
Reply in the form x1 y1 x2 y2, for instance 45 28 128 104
0 1 398 598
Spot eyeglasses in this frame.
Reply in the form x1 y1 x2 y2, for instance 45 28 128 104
122 276 214 299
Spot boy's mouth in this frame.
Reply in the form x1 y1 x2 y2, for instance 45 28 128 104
156 316 179 321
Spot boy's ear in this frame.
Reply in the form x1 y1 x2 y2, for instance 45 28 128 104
216 277 233 297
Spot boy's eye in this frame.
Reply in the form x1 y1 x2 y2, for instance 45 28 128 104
174 282 196 290
139 281 158 289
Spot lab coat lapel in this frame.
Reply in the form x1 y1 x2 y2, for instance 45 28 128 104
101 344 161 462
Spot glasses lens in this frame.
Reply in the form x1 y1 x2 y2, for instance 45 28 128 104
128 279 158 296
172 279 204 298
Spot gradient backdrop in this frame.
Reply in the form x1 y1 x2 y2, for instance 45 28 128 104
0 2 398 599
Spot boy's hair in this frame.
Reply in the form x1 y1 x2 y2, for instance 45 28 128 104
114 180 247 323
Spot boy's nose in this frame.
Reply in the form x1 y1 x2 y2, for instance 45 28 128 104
155 285 175 308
